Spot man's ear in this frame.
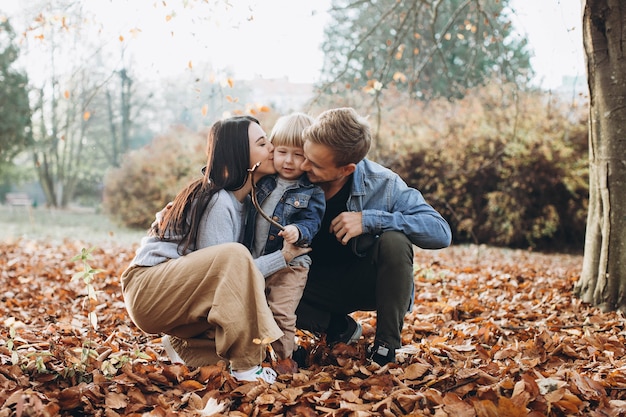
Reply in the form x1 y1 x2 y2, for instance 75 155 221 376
341 163 357 176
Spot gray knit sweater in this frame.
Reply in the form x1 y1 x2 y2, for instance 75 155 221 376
129 190 286 278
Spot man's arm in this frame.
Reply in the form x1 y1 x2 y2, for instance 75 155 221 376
360 176 451 249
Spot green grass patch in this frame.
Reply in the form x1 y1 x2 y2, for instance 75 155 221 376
0 205 144 247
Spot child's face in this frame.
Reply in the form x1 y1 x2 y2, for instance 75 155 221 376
273 145 305 180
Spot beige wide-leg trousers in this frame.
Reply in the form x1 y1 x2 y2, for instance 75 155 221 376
120 242 283 370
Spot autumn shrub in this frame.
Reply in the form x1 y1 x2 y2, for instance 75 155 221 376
377 83 589 251
102 126 207 229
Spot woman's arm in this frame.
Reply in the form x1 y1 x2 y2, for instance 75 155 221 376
254 241 311 277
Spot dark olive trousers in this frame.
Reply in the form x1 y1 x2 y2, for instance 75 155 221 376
295 231 414 349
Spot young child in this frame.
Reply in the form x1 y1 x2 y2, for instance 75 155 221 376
246 112 326 361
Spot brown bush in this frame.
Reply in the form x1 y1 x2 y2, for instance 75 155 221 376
102 126 207 229
377 83 589 251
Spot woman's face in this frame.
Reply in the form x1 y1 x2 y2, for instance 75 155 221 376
248 122 275 176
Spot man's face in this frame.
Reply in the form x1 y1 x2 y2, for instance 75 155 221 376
301 141 348 184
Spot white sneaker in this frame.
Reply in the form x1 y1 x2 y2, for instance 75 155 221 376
162 335 184 364
230 365 277 383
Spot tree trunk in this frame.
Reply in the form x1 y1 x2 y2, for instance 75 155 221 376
574 0 626 311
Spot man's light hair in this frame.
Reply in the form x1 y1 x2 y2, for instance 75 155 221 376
303 107 371 167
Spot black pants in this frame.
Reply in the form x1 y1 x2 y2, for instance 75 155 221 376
295 231 414 349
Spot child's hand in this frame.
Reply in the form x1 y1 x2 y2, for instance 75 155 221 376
279 225 300 244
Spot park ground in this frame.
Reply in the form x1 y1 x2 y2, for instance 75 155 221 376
1 205 626 416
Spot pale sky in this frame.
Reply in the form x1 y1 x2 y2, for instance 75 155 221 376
509 0 584 89
121 0 586 89
2 0 584 89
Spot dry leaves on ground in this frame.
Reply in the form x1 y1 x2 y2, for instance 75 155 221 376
1 239 626 416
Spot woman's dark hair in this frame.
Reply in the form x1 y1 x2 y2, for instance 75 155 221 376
154 115 259 253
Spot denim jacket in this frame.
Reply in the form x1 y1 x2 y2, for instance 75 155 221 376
245 174 326 256
349 159 452 253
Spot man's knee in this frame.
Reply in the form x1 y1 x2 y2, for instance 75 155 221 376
376 231 413 260
295 301 331 334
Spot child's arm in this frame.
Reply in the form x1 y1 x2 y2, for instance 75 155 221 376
286 185 326 247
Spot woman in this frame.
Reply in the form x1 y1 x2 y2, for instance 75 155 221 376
120 115 309 383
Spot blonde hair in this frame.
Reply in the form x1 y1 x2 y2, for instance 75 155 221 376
269 112 314 148
303 107 371 167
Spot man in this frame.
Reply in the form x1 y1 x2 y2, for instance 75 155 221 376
295 107 452 365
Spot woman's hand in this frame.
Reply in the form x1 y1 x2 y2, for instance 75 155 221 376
281 241 311 263
151 201 173 229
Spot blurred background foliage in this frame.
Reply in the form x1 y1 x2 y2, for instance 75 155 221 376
319 0 532 101
104 82 588 251
377 83 587 251
0 0 588 252
102 126 207 230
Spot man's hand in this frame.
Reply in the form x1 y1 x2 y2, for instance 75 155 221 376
330 212 363 245
278 225 300 244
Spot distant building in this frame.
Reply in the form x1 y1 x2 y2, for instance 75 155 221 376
245 77 315 113
554 75 588 99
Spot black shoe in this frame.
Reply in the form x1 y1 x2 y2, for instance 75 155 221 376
327 315 362 345
292 345 308 369
367 340 396 365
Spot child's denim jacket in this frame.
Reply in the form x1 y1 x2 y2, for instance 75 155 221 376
244 174 326 255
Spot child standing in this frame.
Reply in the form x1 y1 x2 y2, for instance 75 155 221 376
246 113 326 361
